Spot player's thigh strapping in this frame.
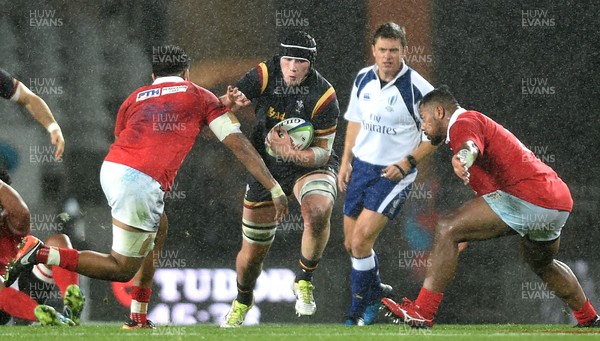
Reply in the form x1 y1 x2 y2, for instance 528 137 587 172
242 173 292 245
483 190 569 242
343 157 415 219
295 169 338 203
100 161 162 256
242 167 337 244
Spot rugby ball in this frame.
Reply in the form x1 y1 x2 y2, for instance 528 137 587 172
265 118 314 157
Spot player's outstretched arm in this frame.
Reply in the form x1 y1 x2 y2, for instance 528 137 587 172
222 132 289 221
0 180 31 236
219 86 251 112
15 82 64 159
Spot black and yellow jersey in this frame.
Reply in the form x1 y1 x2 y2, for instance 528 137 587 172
236 56 340 174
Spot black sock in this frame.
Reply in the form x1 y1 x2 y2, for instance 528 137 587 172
295 255 320 282
235 282 254 306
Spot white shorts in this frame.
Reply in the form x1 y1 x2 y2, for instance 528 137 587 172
100 161 165 232
483 190 569 242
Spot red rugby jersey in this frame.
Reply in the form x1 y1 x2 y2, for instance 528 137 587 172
105 77 228 191
447 109 573 211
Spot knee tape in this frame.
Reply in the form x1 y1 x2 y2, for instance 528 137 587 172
299 178 337 203
242 219 277 245
112 225 156 257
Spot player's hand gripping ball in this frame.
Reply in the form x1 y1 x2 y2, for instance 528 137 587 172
265 118 314 157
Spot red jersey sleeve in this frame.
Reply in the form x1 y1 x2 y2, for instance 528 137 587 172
449 114 486 156
193 85 229 126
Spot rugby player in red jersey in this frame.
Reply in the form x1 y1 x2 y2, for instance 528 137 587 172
0 166 82 326
381 85 599 328
4 46 288 328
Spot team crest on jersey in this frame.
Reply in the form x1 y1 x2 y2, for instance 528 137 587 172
137 88 161 102
295 100 304 115
363 93 371 100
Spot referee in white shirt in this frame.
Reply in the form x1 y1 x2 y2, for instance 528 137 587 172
337 22 435 325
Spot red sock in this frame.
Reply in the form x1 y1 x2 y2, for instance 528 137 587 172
414 287 444 320
35 246 50 263
573 299 598 326
52 265 79 298
35 247 79 272
130 286 152 324
0 287 38 321
58 248 79 271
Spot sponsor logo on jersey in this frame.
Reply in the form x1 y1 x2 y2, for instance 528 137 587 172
137 88 161 102
363 93 371 100
267 106 286 121
162 85 188 95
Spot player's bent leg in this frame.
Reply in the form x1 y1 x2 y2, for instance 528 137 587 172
382 197 514 328
124 213 168 329
76 222 155 282
291 172 336 316
6 223 154 285
298 194 332 260
294 172 336 260
222 205 276 328
0 280 42 324
41 233 86 325
237 206 276 286
520 236 598 326
345 209 389 325
424 197 512 293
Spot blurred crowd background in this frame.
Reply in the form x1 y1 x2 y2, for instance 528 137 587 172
0 0 598 325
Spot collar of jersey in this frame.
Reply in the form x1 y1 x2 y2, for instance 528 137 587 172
445 107 467 144
153 76 184 85
373 61 408 87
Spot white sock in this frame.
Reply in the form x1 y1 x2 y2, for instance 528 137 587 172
351 251 376 271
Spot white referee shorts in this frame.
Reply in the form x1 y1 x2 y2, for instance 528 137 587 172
100 161 165 232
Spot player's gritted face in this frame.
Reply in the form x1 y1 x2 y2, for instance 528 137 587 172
419 103 446 146
281 57 310 87
372 37 406 81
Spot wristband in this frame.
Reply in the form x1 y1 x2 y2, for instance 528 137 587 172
393 164 406 176
406 154 417 169
270 183 285 198
46 122 61 133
